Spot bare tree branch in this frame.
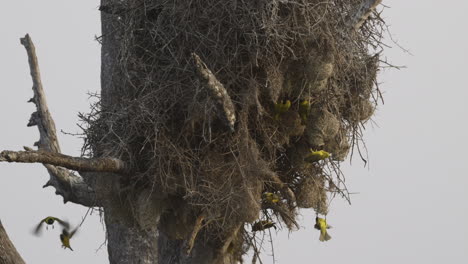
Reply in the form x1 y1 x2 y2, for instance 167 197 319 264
0 149 127 174
43 165 98 207
348 0 382 30
17 34 103 206
185 213 206 255
0 219 25 264
20 34 61 153
192 53 236 132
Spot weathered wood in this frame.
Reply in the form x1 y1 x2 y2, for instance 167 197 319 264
0 150 127 174
192 53 236 132
18 34 100 206
20 34 61 153
185 213 206 255
104 207 159 264
0 220 25 264
348 0 382 30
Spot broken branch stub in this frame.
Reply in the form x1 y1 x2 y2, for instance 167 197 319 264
11 34 109 206
185 213 206 255
348 0 383 30
0 150 127 174
20 34 61 153
192 53 236 132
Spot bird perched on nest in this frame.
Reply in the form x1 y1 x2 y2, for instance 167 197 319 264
299 100 311 122
262 192 280 204
60 227 78 251
33 217 70 235
274 100 291 120
252 220 277 232
314 217 332 242
304 149 330 163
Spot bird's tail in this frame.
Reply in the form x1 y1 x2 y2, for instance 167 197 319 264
319 230 332 242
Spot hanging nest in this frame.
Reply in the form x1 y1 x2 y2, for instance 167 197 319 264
82 0 386 259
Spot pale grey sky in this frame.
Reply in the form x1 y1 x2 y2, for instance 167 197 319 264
1 1 467 264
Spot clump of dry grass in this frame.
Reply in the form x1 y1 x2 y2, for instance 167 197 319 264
82 0 386 258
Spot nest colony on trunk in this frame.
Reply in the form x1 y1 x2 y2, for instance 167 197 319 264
83 0 385 260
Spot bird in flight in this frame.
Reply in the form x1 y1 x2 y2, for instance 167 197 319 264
60 227 78 251
33 216 70 235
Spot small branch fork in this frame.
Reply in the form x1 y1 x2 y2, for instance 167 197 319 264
0 34 127 206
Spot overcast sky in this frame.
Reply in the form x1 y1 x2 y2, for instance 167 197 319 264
1 1 467 263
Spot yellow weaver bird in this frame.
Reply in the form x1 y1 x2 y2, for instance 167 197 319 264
304 149 330 163
299 100 311 122
252 220 277 232
274 100 291 120
314 217 332 242
60 227 78 251
33 216 70 235
262 192 280 204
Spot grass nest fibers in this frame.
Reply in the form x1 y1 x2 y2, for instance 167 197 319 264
82 0 386 259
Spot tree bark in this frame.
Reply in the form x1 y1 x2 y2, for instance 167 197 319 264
0 150 127 174
0 1 385 263
98 1 236 262
348 0 383 30
17 34 100 206
0 220 25 264
104 206 159 264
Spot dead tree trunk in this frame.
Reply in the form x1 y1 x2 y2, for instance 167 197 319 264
1 0 385 263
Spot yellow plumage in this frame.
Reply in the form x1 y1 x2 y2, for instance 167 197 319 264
314 217 332 242
304 149 330 163
262 192 280 204
60 227 78 251
274 100 291 120
284 100 291 111
299 100 311 122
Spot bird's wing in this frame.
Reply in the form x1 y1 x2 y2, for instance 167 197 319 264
33 219 45 235
54 218 70 229
69 227 78 238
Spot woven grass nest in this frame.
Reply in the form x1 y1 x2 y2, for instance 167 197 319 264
82 0 385 259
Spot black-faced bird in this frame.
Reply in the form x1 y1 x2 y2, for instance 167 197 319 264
33 217 70 235
252 220 277 232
